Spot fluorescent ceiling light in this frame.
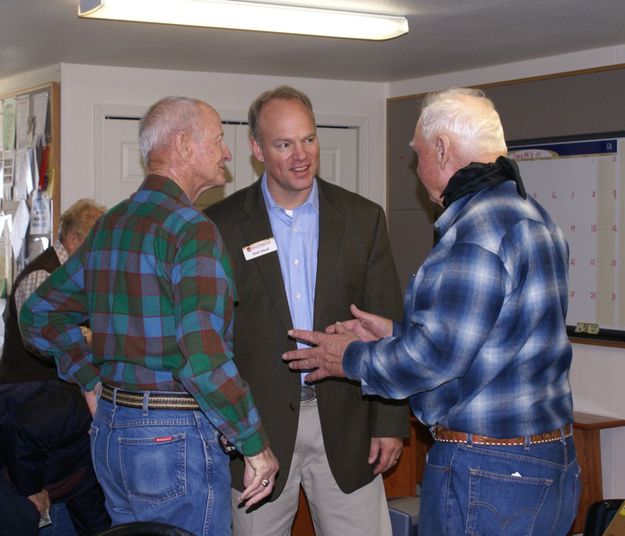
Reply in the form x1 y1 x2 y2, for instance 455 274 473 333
78 0 409 41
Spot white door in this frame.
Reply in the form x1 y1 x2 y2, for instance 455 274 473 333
317 126 358 192
96 108 358 210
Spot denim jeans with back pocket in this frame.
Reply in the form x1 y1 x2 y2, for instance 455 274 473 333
90 396 231 535
419 432 581 535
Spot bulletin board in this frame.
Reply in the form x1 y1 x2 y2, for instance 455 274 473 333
508 133 625 342
0 82 60 297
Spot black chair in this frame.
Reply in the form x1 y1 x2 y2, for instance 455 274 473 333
94 522 196 536
583 499 624 536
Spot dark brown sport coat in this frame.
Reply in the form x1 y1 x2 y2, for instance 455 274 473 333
205 178 408 497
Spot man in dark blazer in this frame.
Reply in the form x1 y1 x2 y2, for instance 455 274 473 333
205 86 408 536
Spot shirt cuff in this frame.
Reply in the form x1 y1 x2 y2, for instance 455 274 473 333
344 340 380 395
392 320 402 337
343 340 368 381
234 426 270 457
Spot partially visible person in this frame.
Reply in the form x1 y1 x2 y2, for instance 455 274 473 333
0 198 106 383
20 96 279 536
0 381 110 535
0 198 109 535
206 86 407 536
284 87 581 535
0 465 40 536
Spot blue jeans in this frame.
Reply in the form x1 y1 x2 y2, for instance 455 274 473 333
419 432 581 535
91 396 231 536
40 502 77 536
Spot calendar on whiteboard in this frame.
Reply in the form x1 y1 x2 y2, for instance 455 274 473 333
508 135 625 335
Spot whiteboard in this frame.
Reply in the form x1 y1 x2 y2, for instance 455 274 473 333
508 134 625 339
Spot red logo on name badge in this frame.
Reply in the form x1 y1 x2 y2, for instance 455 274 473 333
154 436 173 443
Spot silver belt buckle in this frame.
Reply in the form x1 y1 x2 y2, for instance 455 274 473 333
300 385 316 403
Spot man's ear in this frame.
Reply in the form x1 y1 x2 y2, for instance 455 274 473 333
174 130 192 161
435 135 452 170
249 136 265 163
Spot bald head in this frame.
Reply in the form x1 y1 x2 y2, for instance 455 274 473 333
137 96 232 202
138 96 217 166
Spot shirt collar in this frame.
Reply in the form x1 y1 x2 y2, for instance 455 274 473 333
139 174 193 206
53 239 69 264
261 173 319 216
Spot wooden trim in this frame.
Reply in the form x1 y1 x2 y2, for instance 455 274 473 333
569 336 625 349
0 81 59 100
386 63 625 102
49 82 61 238
574 411 625 430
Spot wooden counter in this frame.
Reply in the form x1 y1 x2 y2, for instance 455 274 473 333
569 412 625 534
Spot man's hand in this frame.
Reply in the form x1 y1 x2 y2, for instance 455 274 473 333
83 383 100 417
282 324 358 382
325 304 393 342
238 446 279 508
369 437 404 475
27 489 50 515
79 325 93 346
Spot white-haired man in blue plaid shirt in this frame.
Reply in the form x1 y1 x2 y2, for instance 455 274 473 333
284 87 580 536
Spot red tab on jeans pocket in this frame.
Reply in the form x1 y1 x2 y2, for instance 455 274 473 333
154 436 173 443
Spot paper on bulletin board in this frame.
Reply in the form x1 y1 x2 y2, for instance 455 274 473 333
30 190 51 235
13 149 34 199
2 150 14 199
10 199 29 258
32 92 48 144
15 94 32 149
0 213 13 294
2 97 16 150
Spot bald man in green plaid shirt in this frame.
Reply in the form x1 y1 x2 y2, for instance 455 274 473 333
20 96 278 535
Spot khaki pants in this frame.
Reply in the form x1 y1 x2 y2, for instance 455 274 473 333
232 399 392 536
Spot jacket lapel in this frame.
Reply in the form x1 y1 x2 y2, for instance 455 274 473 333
314 180 345 330
240 182 294 332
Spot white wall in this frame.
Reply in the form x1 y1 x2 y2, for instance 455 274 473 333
0 64 60 96
389 44 625 500
59 63 388 210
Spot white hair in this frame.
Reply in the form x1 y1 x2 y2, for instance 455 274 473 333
138 96 205 165
417 87 507 159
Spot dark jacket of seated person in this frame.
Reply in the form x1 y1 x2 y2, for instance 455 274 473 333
0 380 110 535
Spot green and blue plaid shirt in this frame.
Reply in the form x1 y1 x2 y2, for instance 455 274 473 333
20 175 268 456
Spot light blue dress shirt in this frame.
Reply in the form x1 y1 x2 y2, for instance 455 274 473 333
261 174 319 385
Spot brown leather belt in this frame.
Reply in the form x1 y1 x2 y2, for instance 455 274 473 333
100 384 199 410
431 424 573 446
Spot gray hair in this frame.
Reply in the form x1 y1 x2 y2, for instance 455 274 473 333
58 198 106 242
417 87 507 158
248 86 315 142
138 96 205 164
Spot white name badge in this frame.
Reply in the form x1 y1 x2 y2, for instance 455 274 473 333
242 237 278 261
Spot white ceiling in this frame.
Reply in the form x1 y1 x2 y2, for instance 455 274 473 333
2 0 625 83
